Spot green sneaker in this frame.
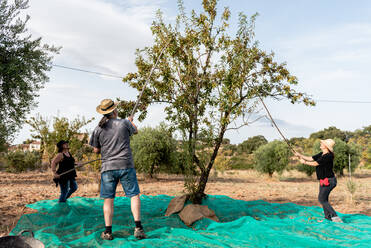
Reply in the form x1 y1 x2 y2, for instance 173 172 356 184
101 231 113 240
134 228 146 240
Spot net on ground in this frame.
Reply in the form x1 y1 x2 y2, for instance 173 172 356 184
11 195 371 247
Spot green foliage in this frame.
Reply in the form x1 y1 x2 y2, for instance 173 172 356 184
309 126 347 142
254 140 291 177
4 150 41 172
0 153 6 170
229 154 254 170
348 125 371 167
23 139 36 144
297 163 316 177
27 115 94 163
0 0 59 146
346 180 356 195
237 135 267 154
297 142 319 177
347 142 362 172
346 180 357 202
221 143 237 156
214 155 231 172
131 124 179 178
366 144 371 169
0 143 8 153
120 0 312 202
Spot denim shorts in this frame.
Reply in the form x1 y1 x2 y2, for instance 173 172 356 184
100 168 140 198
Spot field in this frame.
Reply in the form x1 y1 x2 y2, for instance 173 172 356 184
1 169 370 236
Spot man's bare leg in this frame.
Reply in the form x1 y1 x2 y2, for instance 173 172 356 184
104 198 114 226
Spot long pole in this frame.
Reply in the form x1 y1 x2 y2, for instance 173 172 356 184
130 40 171 117
56 159 102 177
255 95 296 153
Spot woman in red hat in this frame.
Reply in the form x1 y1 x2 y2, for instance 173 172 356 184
294 139 342 222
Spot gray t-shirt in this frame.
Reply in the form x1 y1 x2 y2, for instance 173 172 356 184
89 119 136 173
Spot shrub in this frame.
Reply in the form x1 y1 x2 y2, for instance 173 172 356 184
214 155 231 172
297 162 316 176
366 145 371 169
5 150 42 172
253 140 291 177
229 154 255 170
131 124 179 178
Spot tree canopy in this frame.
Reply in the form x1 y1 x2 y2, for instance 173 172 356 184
0 0 59 146
309 126 347 141
254 140 291 177
131 124 180 178
27 115 93 163
237 135 268 154
120 0 313 203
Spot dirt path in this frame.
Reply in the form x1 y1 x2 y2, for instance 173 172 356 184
1 169 370 236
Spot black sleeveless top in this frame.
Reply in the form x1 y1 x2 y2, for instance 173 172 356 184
57 152 77 180
312 152 335 180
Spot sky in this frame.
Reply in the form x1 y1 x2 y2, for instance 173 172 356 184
12 0 371 144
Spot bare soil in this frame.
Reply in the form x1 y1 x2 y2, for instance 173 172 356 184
1 169 370 236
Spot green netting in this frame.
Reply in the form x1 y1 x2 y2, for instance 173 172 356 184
11 195 371 247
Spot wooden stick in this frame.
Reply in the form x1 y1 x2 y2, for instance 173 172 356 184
130 40 171 117
56 159 102 177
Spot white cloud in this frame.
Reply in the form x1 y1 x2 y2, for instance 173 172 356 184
27 0 165 75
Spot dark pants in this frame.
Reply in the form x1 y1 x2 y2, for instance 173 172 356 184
318 177 338 220
59 178 78 202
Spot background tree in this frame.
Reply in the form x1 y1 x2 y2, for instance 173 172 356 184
237 135 267 154
4 150 41 172
366 144 371 169
254 140 291 177
0 0 59 146
131 124 180 178
349 125 371 167
120 0 313 203
27 115 94 163
309 126 347 142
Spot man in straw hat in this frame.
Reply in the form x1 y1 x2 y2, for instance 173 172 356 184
90 99 146 240
294 139 343 223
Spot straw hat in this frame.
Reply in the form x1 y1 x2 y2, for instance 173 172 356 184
320 139 335 153
96 99 118 115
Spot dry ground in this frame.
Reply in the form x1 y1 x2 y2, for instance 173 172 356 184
1 169 370 236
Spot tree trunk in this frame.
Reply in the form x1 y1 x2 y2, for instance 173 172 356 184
269 172 273 177
190 122 227 204
150 164 155 178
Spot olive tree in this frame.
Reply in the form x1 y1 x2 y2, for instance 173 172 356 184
0 0 59 146
131 124 180 178
254 140 291 177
